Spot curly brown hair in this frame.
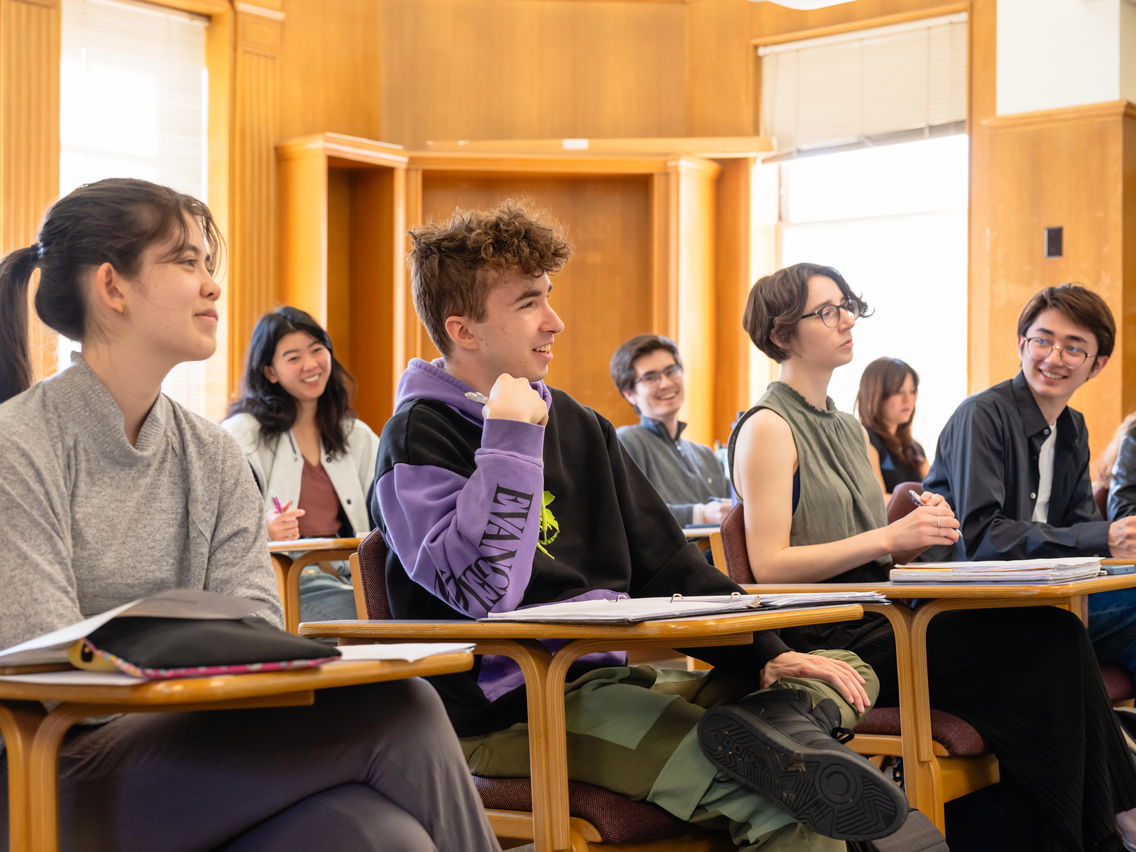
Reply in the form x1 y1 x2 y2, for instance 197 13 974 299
407 201 572 356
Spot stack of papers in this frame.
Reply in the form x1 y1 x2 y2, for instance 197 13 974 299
889 557 1102 584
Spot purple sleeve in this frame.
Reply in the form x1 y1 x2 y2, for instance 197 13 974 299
377 418 546 617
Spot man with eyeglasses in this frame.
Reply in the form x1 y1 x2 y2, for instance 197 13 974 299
924 284 1136 683
610 334 732 527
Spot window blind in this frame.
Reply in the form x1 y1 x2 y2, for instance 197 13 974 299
759 13 968 157
60 0 214 416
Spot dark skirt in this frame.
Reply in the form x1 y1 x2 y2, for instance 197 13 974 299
782 606 1136 852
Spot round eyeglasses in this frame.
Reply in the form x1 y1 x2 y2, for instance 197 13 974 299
1024 336 1093 368
634 363 683 386
800 299 863 328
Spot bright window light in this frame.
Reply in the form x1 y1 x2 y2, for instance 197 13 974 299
59 0 212 416
753 134 969 461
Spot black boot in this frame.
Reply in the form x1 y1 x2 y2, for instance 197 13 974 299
698 688 908 841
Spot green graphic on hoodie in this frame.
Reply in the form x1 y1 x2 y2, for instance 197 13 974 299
536 490 559 558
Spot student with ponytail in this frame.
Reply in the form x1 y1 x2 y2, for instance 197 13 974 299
0 178 498 852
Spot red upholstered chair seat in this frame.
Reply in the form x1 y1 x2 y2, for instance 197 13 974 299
856 707 988 756
473 777 692 844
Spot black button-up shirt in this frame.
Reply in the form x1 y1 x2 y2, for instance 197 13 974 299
923 371 1110 560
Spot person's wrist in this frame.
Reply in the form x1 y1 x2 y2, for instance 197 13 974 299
692 503 706 525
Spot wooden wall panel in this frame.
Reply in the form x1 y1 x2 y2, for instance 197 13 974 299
415 174 655 426
711 157 754 443
979 101 1133 458
227 3 282 394
673 158 720 445
1 0 60 383
378 0 687 148
278 0 381 141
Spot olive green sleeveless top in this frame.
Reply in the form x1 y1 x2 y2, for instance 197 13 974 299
729 381 891 582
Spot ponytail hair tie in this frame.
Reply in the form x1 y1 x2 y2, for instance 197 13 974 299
31 242 45 259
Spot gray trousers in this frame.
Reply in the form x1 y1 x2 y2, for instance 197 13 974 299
1 678 500 852
461 650 877 851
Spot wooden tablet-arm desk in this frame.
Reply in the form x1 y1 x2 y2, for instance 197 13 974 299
300 604 868 852
740 574 1136 827
268 537 363 633
0 653 473 852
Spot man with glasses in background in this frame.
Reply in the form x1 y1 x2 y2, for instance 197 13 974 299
610 334 732 527
924 283 1136 693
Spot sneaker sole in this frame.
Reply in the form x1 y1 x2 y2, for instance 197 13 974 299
698 704 908 841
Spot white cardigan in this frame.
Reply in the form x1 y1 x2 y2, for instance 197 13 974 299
221 412 379 537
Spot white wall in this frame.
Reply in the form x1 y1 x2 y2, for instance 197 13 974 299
997 0 1124 114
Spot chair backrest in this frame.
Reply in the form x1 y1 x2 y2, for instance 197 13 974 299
719 504 755 584
1094 482 1109 519
885 480 927 524
355 528 393 620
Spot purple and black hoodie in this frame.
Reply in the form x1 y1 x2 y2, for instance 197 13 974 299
372 358 791 736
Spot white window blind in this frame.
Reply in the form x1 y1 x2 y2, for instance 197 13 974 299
60 0 213 415
759 13 967 157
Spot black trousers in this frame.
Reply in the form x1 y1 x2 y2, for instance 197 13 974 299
782 605 1136 852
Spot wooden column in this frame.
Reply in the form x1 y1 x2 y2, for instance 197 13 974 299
227 0 283 390
974 101 1135 455
0 0 60 382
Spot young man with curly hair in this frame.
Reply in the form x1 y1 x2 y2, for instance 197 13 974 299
370 202 942 851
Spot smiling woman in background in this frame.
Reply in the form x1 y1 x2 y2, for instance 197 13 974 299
855 356 929 495
223 306 379 622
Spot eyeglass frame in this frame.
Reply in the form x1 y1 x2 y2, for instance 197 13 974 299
634 363 684 386
799 299 863 329
1022 336 1095 368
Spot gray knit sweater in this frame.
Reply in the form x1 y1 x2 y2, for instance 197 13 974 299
0 357 281 654
616 418 730 526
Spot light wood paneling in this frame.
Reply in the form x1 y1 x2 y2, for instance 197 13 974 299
227 1 282 392
712 157 755 443
1 0 60 383
966 0 996 398
276 134 410 427
278 0 380 141
673 157 720 444
978 101 1134 458
378 0 687 148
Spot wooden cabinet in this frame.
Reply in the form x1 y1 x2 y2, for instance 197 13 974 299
277 133 759 443
277 134 408 426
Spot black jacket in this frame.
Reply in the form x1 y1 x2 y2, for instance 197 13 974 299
924 371 1109 560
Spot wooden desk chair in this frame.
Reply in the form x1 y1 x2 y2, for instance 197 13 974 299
717 504 1000 829
889 482 1134 698
349 530 732 852
270 537 362 633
